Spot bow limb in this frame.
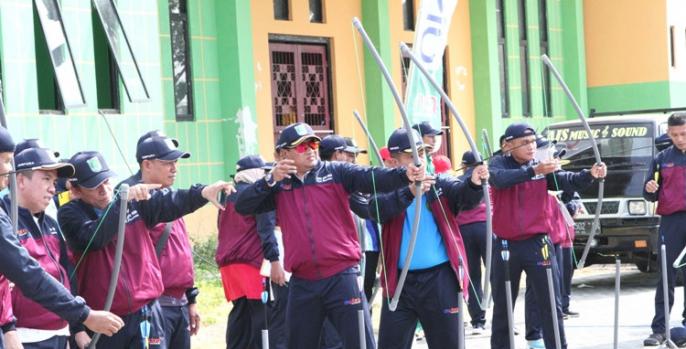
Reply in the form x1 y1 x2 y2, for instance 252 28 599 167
541 54 604 269
88 184 130 349
353 18 423 312
353 110 385 168
400 42 494 309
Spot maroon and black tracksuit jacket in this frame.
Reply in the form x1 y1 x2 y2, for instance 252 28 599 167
235 161 410 280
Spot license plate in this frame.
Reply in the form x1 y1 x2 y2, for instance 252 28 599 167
574 220 597 236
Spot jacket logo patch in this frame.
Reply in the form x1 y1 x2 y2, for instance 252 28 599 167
344 297 361 305
16 228 29 237
149 337 162 346
280 183 292 191
664 162 675 168
316 174 333 183
443 307 460 314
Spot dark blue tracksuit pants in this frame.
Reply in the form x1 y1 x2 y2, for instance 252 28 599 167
558 246 574 312
524 243 563 341
460 221 488 327
652 213 686 334
97 300 167 349
20 336 68 349
227 282 288 349
287 266 375 349
378 262 463 349
161 304 190 349
491 236 567 349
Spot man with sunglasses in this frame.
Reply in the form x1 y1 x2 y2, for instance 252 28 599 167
489 123 606 349
236 122 424 349
365 128 487 348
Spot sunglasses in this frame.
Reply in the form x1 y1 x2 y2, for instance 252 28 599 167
288 140 320 153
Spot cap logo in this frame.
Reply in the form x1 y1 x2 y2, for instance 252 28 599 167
164 138 176 149
87 156 103 172
294 124 309 136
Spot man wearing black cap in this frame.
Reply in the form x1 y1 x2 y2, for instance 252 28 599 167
455 150 489 335
58 150 232 349
412 121 443 153
488 123 606 349
319 135 367 164
0 148 92 348
236 122 424 349
217 155 286 349
366 128 487 348
120 134 201 349
0 129 123 349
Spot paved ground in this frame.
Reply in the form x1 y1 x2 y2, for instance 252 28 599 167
411 264 673 349
194 264 681 348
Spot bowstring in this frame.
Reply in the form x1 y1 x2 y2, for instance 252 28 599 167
69 188 123 280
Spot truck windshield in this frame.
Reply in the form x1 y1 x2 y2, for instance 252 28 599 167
545 123 654 198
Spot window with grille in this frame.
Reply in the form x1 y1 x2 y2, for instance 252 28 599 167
269 42 332 140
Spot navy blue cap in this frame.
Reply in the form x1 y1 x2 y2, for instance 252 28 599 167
137 130 179 147
387 128 426 153
68 151 117 189
503 123 536 142
319 135 347 158
14 139 59 158
461 150 477 165
344 137 366 154
412 121 443 136
136 136 191 162
536 135 550 148
275 123 321 150
0 127 14 153
236 155 272 173
15 148 75 178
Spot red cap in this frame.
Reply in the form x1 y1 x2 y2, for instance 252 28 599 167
432 155 452 174
380 147 391 161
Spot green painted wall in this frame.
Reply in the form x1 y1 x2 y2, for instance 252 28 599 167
158 0 256 187
0 0 164 180
361 0 396 165
470 0 583 147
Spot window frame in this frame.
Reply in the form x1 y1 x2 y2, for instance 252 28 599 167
92 0 150 103
169 0 194 121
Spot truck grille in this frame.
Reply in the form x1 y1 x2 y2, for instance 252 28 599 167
584 201 619 214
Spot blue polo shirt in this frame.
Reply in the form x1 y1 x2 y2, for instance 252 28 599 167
398 195 449 270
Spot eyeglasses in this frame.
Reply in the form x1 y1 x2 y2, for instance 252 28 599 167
289 140 320 153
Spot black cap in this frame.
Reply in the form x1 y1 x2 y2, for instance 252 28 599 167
503 123 536 142
343 137 367 154
536 135 550 148
236 155 273 173
412 121 443 136
319 135 347 158
275 123 321 150
0 127 14 153
136 136 191 162
137 130 179 147
14 139 59 158
461 150 477 165
15 148 75 178
387 128 426 153
68 151 117 189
